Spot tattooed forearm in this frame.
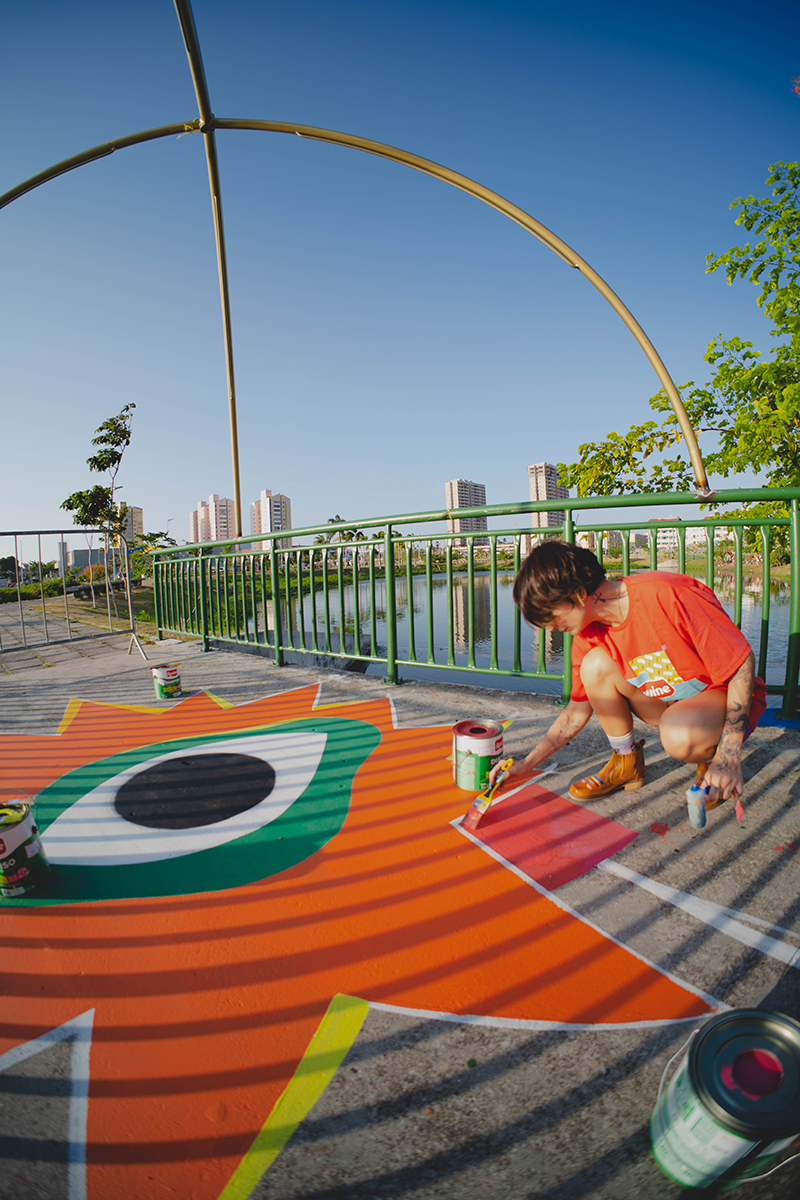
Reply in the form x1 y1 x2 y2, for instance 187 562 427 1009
716 653 755 763
532 701 592 762
550 708 586 747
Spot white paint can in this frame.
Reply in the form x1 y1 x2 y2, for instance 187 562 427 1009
452 720 504 791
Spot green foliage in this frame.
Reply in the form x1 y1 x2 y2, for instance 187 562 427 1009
130 531 177 577
61 404 136 536
557 163 800 515
0 555 17 579
86 403 136 474
0 579 65 603
314 516 367 544
61 483 116 528
706 161 800 338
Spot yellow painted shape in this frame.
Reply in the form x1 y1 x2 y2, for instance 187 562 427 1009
202 690 237 709
56 698 84 735
57 698 170 733
57 690 236 737
217 993 370 1200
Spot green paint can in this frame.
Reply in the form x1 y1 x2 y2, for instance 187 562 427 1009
0 802 51 898
150 662 182 699
452 720 504 792
650 1009 800 1189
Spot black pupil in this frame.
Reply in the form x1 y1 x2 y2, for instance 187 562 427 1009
114 753 276 829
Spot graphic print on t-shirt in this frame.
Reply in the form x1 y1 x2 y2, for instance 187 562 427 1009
627 647 707 701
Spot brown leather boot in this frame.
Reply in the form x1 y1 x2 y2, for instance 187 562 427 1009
569 739 646 801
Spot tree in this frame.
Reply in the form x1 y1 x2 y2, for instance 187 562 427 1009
0 555 17 580
314 516 367 547
557 162 800 558
61 404 136 605
130 532 177 579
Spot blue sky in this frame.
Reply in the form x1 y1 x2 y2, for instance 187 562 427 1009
1 0 798 557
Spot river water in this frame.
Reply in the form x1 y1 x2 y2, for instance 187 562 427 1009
267 567 791 696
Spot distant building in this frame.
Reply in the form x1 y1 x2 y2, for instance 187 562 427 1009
190 494 235 543
67 548 104 570
685 521 731 548
445 479 488 547
528 462 568 530
648 517 680 557
120 505 143 543
250 489 293 550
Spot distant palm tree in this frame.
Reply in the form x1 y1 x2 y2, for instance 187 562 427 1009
326 515 366 543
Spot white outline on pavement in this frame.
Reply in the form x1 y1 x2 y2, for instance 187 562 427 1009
451 819 726 1012
367 1000 712 1031
596 858 800 969
0 1008 94 1200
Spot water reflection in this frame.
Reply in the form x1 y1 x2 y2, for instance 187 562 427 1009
251 570 791 690
452 576 491 649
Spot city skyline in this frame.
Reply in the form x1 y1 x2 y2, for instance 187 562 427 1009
189 494 236 543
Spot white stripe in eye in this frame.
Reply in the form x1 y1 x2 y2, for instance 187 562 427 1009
42 732 327 866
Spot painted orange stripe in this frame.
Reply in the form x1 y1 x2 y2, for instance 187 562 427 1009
0 695 710 1200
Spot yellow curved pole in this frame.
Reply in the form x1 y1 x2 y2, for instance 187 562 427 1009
0 117 712 496
216 118 710 496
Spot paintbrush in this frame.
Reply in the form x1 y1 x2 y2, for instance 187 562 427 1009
461 758 514 832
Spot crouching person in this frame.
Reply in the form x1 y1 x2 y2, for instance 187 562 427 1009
491 540 766 808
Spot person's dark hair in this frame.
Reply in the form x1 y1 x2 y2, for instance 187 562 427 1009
513 540 606 627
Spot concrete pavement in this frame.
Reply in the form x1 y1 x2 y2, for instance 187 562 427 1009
1 618 799 1199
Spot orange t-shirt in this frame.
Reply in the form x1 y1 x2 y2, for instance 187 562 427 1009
570 572 752 704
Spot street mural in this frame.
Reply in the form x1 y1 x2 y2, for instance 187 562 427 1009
0 685 714 1199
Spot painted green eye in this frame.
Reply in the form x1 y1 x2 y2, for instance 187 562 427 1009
3 717 380 905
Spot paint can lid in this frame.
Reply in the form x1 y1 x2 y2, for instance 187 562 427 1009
0 803 31 828
689 1009 800 1136
452 720 503 739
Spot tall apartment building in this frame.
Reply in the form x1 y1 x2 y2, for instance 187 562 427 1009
250 489 293 549
445 479 488 547
189 494 235 543
527 462 568 530
120 505 143 543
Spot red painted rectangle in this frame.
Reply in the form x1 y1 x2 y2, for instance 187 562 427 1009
471 782 638 889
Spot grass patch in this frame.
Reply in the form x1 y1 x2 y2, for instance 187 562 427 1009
33 584 199 645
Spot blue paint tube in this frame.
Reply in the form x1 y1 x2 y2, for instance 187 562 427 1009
687 784 707 829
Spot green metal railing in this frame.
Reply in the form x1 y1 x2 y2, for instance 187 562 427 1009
152 487 800 718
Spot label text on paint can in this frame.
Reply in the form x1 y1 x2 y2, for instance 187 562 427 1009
650 1063 754 1188
151 663 182 699
452 721 504 792
0 805 51 898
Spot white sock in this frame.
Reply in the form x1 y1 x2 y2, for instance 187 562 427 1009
608 731 635 756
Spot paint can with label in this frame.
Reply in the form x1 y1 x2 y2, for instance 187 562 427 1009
150 662 182 699
0 802 51 898
650 1009 800 1189
452 720 504 791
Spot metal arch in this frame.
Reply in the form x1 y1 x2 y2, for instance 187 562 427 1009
0 94 712 516
172 0 243 535
216 119 711 497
